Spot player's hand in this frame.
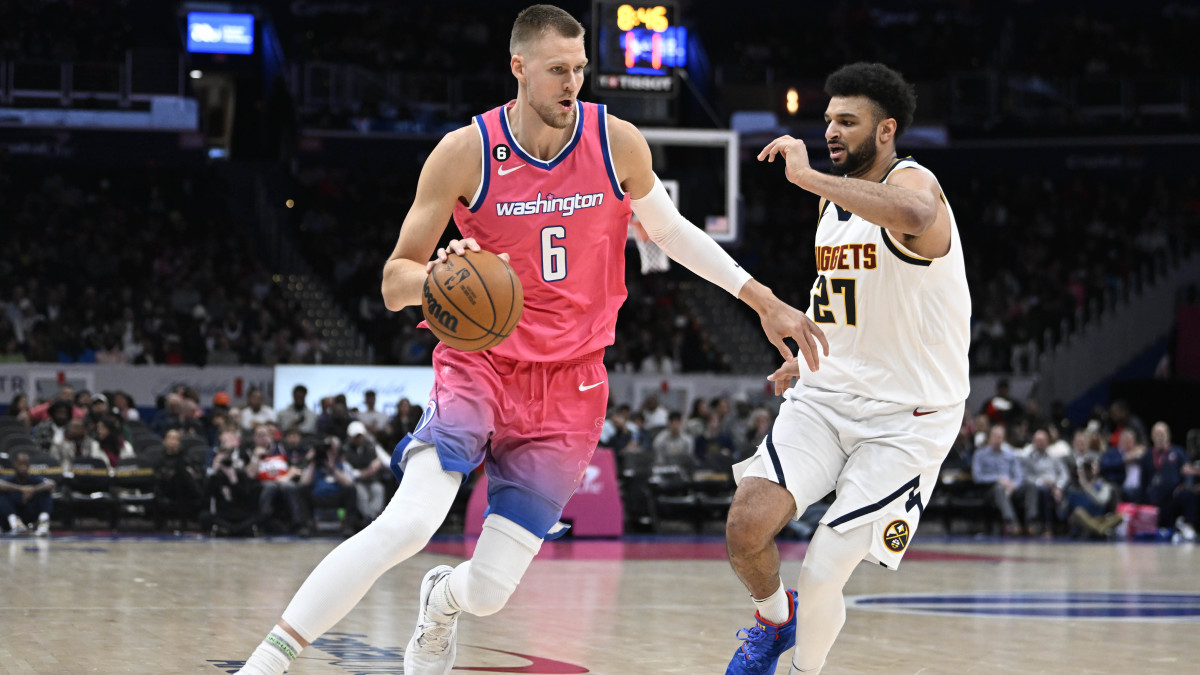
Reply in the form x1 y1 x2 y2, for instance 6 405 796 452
757 300 829 373
758 135 813 187
767 359 801 396
425 238 512 273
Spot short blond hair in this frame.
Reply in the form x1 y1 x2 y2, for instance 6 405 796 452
510 4 584 55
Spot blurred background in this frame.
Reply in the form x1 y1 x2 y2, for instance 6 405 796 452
1 0 1197 537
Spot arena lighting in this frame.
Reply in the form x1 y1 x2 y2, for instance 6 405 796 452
786 88 799 115
285 199 295 208
189 69 203 79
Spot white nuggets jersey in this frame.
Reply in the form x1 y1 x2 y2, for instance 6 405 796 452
800 158 970 407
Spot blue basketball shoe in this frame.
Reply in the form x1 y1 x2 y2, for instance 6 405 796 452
725 589 798 675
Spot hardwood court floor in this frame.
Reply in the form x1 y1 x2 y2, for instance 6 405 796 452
1 534 1197 674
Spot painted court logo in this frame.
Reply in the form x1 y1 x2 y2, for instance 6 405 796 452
883 519 910 552
209 632 589 673
846 592 1200 623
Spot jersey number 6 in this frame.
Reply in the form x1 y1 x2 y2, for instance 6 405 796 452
813 276 857 326
541 226 567 282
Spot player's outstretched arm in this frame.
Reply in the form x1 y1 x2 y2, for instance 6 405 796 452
609 116 829 370
381 126 482 311
758 135 950 259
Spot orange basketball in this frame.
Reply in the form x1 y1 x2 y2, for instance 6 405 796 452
422 249 524 352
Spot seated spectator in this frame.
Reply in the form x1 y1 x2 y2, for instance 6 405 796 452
165 398 207 439
50 419 105 468
28 384 83 424
246 426 304 534
639 395 670 435
1097 429 1126 489
354 390 389 437
694 411 737 472
1063 457 1122 539
1139 422 1196 538
685 398 711 439
155 429 204 527
110 391 140 423
299 438 357 535
741 408 774 460
240 387 276 431
1069 429 1102 473
277 384 317 434
600 404 642 460
343 421 387 524
93 416 135 468
0 452 55 536
1115 428 1145 502
32 399 73 453
1044 425 1071 459
384 397 419 447
979 379 1022 426
651 412 695 476
6 393 32 433
972 424 1024 535
205 438 262 537
1020 429 1069 537
1107 400 1147 447
278 427 311 468
316 394 353 439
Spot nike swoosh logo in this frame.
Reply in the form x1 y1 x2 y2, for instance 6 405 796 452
913 409 938 417
578 381 603 391
497 164 525 176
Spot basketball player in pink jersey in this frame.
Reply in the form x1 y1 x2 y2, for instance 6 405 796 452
237 6 826 675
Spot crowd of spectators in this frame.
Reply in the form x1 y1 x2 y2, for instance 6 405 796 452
1 382 429 536
268 0 1200 135
0 0 133 62
939 382 1198 541
4 379 1197 540
0 166 330 366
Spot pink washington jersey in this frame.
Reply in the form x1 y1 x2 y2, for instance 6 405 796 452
452 99 632 362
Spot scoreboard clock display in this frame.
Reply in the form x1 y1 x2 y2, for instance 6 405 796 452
592 2 687 96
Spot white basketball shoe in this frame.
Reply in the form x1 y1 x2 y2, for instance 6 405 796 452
403 565 458 675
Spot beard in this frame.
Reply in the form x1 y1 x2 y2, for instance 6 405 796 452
828 137 878 177
530 93 575 130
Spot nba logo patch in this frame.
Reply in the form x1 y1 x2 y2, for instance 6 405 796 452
883 519 910 552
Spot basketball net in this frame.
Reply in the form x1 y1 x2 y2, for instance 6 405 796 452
629 219 669 274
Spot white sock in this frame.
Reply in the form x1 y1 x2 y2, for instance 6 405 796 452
789 660 825 674
238 626 301 675
8 514 22 530
753 581 791 625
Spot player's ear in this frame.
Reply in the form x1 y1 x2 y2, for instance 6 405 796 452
878 117 897 145
511 54 525 83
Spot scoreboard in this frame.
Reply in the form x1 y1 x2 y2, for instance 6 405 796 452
592 2 687 96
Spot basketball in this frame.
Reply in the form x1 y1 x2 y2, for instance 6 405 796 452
422 249 524 352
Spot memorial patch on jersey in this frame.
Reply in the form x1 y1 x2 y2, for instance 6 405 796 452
492 143 511 161
883 519 911 552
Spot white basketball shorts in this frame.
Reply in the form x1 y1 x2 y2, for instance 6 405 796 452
733 381 964 570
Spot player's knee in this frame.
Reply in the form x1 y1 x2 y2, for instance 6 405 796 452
725 508 773 558
369 508 439 554
462 562 517 617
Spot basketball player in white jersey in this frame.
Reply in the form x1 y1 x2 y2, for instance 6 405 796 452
723 62 971 675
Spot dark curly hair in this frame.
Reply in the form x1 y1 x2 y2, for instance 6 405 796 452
824 63 917 137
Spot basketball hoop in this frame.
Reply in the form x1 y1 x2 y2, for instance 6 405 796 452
630 221 669 274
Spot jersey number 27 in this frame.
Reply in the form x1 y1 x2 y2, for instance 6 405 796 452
813 276 857 325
